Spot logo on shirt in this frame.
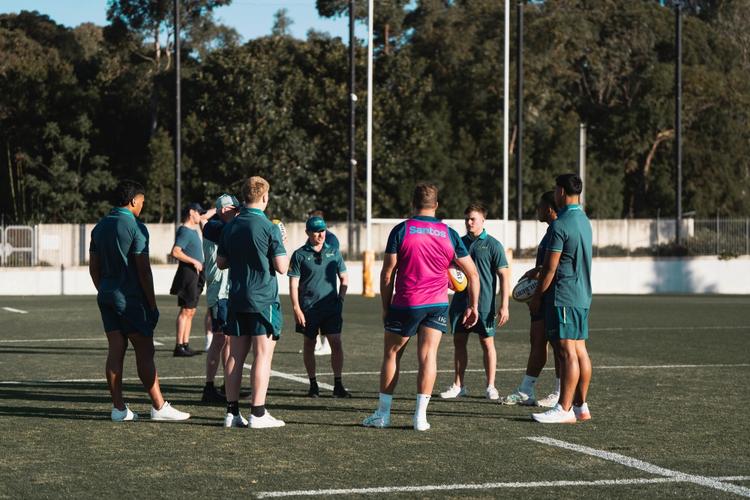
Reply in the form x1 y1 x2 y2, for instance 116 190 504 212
409 226 447 238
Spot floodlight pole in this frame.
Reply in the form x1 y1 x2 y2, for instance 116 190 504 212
503 0 510 247
174 0 181 226
674 0 683 245
348 0 356 257
366 0 373 254
515 0 524 255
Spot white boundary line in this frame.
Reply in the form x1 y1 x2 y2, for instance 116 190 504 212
527 437 750 498
2 307 28 314
1 363 748 386
255 475 750 498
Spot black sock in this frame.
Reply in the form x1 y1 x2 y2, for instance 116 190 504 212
309 377 317 386
205 381 214 389
227 401 239 416
251 405 266 418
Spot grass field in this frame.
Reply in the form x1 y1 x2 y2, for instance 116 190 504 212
1 294 749 499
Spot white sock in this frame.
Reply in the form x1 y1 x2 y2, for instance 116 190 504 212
377 393 393 415
205 332 213 350
521 375 537 393
415 394 431 421
554 377 561 394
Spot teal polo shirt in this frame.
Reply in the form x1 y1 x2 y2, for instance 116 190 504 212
547 204 593 308
288 241 347 312
89 207 149 298
449 229 508 315
174 225 204 263
218 207 286 313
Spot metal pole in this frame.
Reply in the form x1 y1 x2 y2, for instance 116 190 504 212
578 123 586 209
174 0 181 225
515 0 523 255
503 0 510 246
366 0 373 253
348 0 356 259
674 1 683 244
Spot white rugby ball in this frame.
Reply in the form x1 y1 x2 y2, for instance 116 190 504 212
512 276 538 302
448 264 468 292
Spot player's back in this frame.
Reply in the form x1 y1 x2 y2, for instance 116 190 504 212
91 208 146 299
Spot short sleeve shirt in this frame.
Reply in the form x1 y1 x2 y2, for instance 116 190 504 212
288 242 346 312
450 230 508 315
385 216 469 308
547 204 593 308
325 231 340 250
174 225 204 263
218 207 286 313
89 207 149 298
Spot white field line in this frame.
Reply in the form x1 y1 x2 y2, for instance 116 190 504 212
527 437 750 498
2 307 28 314
152 341 164 346
255 476 750 498
1 363 749 386
243 363 335 391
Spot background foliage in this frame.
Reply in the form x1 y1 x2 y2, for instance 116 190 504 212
0 0 748 223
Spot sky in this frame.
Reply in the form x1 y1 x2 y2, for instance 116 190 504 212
0 0 367 41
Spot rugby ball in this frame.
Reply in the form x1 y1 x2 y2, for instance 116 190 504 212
271 219 287 240
512 276 538 302
448 264 468 292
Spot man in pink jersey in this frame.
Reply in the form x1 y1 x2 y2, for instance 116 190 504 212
363 183 480 431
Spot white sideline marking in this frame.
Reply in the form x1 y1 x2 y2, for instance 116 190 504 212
152 341 164 346
2 307 28 314
255 476 750 498
527 437 750 498
243 363 335 391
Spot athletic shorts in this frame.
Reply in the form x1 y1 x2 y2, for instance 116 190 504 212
449 309 495 337
545 304 589 341
384 305 449 337
225 302 283 339
170 263 205 309
97 292 157 337
210 299 228 333
296 305 343 339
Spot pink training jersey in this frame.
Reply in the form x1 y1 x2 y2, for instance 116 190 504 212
389 217 464 308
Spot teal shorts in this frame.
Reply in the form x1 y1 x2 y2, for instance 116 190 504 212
97 291 156 337
545 305 589 341
384 305 448 337
449 310 495 337
226 302 283 339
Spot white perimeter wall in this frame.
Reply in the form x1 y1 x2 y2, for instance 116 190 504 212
1 257 748 296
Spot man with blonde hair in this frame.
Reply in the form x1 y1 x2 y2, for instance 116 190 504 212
218 176 288 428
363 183 480 431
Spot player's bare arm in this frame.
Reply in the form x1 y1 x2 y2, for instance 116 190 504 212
88 252 101 291
134 253 158 311
455 254 480 327
380 253 398 319
273 254 289 275
496 267 511 327
338 271 348 302
171 245 203 272
530 250 561 315
289 276 306 327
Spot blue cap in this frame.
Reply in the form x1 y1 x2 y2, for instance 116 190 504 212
306 216 326 232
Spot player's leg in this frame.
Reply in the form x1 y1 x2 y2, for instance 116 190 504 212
225 334 251 402
573 339 592 420
247 332 285 428
204 308 213 351
363 332 409 428
450 331 469 392
414 326 442 431
105 330 128 412
174 304 195 356
326 333 350 397
303 334 318 397
479 334 499 399
504 319 545 405
203 333 226 402
557 338 579 411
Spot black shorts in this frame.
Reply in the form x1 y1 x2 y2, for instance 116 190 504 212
170 262 205 309
296 306 343 339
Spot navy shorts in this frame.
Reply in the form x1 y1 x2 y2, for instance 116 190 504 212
384 305 449 337
97 292 157 337
296 306 343 339
209 299 228 333
225 302 283 339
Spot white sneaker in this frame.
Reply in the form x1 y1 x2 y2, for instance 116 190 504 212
485 386 500 400
537 392 559 408
501 387 536 406
573 402 592 421
413 417 431 431
111 404 138 422
314 338 332 356
531 404 576 424
223 412 249 428
362 411 390 428
150 401 190 421
439 384 467 399
249 411 285 429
